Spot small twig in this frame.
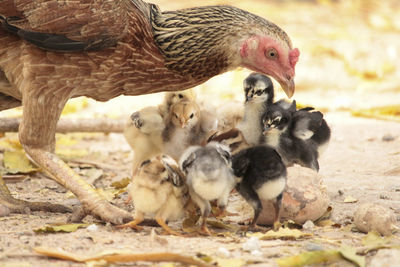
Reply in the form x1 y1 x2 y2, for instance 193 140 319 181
0 118 126 133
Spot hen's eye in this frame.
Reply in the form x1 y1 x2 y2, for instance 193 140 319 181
266 48 278 59
189 113 194 119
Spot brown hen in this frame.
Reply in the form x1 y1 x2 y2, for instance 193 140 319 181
0 0 299 224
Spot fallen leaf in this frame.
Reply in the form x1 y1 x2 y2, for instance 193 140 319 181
3 150 39 174
111 177 131 189
56 148 88 159
338 246 365 267
206 219 240 232
34 223 89 233
362 231 391 247
182 214 200 233
34 247 213 267
249 227 312 241
277 250 341 267
62 97 89 115
216 258 246 267
351 105 400 122
343 196 358 203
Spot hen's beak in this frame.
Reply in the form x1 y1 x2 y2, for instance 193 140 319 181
279 77 295 98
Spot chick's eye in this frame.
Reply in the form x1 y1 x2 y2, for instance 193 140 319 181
266 48 278 59
256 90 263 96
178 94 183 99
174 113 178 118
189 113 194 119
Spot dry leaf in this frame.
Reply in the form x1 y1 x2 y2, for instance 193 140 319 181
206 219 240 232
34 247 213 267
351 105 400 122
216 258 246 267
3 150 39 174
276 246 365 267
362 231 391 247
56 148 88 159
338 246 366 267
277 250 341 267
111 177 131 189
343 196 358 203
34 223 89 233
249 227 312 241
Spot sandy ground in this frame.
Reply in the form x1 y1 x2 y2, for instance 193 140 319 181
1 0 400 266
0 110 399 267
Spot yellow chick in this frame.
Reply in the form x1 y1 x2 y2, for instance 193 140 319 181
124 90 195 174
118 154 189 236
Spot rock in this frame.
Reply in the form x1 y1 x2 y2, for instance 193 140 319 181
257 166 329 225
354 203 396 236
0 204 10 217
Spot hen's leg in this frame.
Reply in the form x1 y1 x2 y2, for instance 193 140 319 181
18 90 131 224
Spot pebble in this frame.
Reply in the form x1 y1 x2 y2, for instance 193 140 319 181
87 224 98 232
302 220 315 230
0 204 10 217
242 236 262 256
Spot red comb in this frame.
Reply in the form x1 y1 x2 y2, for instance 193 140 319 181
289 48 300 68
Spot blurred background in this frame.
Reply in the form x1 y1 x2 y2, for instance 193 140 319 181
1 0 399 120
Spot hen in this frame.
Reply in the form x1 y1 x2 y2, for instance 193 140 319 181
0 0 299 224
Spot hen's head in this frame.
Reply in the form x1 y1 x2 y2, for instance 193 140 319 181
240 36 299 98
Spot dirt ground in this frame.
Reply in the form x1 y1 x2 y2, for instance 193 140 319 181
1 0 400 266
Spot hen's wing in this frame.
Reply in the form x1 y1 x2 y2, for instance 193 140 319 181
0 0 156 51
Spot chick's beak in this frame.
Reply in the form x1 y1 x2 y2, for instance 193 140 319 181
279 77 295 98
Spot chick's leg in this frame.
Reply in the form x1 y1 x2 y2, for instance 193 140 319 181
237 183 262 230
273 193 283 231
155 215 183 236
117 212 144 230
189 189 211 235
18 91 131 224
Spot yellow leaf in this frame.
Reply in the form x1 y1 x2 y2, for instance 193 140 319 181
34 223 89 233
206 219 240 232
216 258 245 267
249 227 312 241
3 150 39 174
343 196 358 203
277 250 341 267
56 135 78 146
362 231 391 247
56 148 88 159
61 97 89 115
351 105 400 123
0 138 23 150
339 246 366 267
110 177 131 189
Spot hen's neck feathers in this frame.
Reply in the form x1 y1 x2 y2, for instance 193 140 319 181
150 5 292 80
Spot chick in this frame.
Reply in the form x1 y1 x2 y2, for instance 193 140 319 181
119 154 188 236
124 91 195 174
216 101 244 131
232 145 287 229
206 128 250 155
237 73 275 145
124 107 165 174
163 100 212 161
262 100 323 171
292 107 331 156
179 142 236 234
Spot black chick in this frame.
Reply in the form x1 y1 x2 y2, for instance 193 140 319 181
261 100 320 171
232 145 287 229
238 73 275 145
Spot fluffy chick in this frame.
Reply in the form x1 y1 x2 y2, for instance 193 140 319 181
163 100 212 161
232 145 287 229
124 91 195 174
216 101 244 131
179 142 236 234
119 154 188 236
262 100 328 171
237 73 275 145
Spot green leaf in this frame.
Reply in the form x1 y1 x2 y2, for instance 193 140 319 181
34 223 89 233
3 150 39 174
277 250 341 267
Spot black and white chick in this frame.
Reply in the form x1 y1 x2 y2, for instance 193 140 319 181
232 145 287 229
179 142 236 235
119 154 189 236
262 100 330 172
237 73 275 145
